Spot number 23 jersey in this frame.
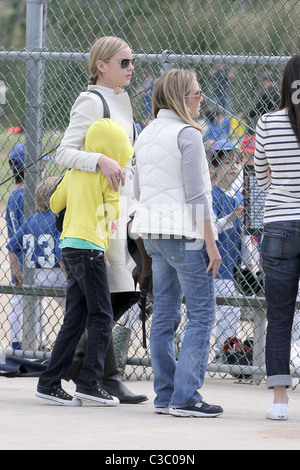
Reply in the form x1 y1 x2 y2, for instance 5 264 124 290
6 210 62 269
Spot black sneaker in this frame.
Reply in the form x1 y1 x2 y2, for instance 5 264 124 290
74 385 120 406
36 386 82 407
169 400 223 418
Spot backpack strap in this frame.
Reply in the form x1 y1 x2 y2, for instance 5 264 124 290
89 89 137 142
88 90 111 118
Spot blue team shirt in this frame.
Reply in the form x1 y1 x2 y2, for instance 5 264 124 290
6 211 62 269
212 184 243 280
203 118 230 142
5 187 25 238
5 187 25 282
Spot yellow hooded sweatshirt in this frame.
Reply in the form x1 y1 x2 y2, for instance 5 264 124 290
50 118 134 251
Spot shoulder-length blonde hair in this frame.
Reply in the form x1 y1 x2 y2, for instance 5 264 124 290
152 69 204 133
88 36 129 85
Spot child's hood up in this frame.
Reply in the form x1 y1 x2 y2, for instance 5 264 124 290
85 118 134 168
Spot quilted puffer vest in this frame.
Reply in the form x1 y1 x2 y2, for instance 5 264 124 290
132 109 217 239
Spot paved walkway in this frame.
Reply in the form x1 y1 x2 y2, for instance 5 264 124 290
0 374 300 450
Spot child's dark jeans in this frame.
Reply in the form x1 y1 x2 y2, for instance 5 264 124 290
38 248 113 391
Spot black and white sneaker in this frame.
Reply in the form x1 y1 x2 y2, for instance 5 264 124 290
36 386 82 407
154 406 169 415
169 400 223 418
74 385 120 406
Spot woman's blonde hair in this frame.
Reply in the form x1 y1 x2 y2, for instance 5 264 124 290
152 68 204 133
35 176 61 212
88 36 129 85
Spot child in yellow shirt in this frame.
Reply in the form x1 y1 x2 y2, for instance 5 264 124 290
36 119 133 406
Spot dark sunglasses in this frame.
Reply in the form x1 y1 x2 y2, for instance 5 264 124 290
103 58 135 69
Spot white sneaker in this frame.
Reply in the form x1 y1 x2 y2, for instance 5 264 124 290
266 403 289 420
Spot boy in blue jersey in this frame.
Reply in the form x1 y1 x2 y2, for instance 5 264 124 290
5 144 25 350
208 140 244 357
6 144 25 236
6 176 66 348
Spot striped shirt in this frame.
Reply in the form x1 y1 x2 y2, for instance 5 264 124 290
254 108 300 224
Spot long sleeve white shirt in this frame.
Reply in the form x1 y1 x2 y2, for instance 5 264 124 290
56 85 135 172
55 84 137 292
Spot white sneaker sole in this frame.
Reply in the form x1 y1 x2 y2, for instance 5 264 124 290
169 408 223 418
35 391 82 407
74 391 119 406
266 411 288 420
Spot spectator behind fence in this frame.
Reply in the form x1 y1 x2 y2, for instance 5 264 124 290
254 53 300 421
132 68 223 418
212 64 234 114
142 73 154 123
203 108 230 142
229 112 247 142
5 144 25 350
54 36 148 405
208 140 244 357
6 177 66 350
36 118 134 407
232 135 256 194
234 135 261 274
246 72 280 126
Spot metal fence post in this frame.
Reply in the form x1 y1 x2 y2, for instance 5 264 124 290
22 0 50 351
160 50 173 74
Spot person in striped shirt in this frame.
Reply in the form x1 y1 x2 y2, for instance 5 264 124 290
254 53 300 421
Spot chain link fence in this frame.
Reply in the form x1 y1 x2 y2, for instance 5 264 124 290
1 0 300 384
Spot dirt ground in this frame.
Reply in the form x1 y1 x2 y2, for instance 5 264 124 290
0 375 300 450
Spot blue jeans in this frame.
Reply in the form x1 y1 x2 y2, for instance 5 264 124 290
261 222 300 389
38 248 113 391
144 236 216 408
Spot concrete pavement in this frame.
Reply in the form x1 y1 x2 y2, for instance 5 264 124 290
0 374 300 450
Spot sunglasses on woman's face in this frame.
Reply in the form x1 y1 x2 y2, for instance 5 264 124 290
103 58 135 69
185 89 202 99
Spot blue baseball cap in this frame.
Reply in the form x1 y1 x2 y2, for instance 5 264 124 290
9 143 25 170
9 143 54 171
211 140 240 152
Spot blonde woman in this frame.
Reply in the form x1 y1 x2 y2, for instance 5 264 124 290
132 69 223 417
55 36 147 404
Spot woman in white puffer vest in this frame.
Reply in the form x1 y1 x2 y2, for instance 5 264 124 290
132 69 223 418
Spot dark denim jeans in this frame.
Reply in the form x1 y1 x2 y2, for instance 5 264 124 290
38 248 113 390
261 221 300 389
